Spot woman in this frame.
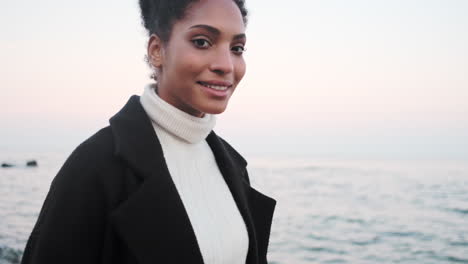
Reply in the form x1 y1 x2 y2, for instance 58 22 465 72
21 0 276 263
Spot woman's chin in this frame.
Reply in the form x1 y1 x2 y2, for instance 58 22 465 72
200 103 229 116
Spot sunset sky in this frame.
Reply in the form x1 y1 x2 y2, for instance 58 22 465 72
1 0 467 159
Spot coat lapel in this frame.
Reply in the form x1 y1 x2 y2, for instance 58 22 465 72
108 96 203 264
206 133 260 264
205 134 276 264
107 96 261 264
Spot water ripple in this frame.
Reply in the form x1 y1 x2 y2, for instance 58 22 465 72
3 156 468 264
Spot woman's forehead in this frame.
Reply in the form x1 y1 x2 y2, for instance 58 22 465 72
179 0 245 34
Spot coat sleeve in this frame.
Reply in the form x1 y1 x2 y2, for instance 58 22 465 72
21 144 109 264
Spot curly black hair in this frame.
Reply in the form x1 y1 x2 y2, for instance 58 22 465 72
139 0 248 42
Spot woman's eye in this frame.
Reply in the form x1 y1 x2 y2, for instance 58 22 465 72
231 45 245 55
192 39 211 48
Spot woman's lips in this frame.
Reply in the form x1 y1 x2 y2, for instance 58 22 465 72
197 81 232 90
197 81 232 97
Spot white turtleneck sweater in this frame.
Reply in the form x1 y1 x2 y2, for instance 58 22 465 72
140 84 249 264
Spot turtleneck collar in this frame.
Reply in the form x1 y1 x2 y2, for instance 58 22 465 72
140 83 216 144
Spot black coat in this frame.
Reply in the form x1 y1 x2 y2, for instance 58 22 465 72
21 96 276 264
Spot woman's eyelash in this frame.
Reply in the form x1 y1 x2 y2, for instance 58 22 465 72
192 38 211 48
191 38 246 55
232 46 246 54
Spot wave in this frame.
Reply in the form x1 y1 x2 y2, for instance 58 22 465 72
0 246 22 264
447 208 468 215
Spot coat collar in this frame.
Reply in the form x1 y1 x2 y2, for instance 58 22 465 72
108 96 259 264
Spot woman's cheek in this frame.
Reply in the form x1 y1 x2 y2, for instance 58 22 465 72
236 58 246 83
184 53 205 76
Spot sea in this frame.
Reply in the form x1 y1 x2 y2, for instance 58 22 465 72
1 149 467 264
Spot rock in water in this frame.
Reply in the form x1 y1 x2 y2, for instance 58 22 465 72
1 163 14 168
26 160 38 167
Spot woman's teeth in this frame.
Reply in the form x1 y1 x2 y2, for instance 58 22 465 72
200 82 229 91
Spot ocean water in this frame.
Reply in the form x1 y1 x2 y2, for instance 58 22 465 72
1 150 467 264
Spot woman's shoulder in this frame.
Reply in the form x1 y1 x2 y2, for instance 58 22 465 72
75 126 115 157
67 126 118 171
52 126 129 193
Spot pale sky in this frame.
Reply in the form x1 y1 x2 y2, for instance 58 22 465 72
1 0 467 159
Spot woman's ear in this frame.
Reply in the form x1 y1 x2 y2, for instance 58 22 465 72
147 34 164 68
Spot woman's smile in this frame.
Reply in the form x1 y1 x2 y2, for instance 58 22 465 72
197 80 233 91
197 80 233 98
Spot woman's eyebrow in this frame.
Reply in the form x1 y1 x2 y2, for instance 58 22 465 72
189 24 245 40
233 33 246 41
190 24 220 36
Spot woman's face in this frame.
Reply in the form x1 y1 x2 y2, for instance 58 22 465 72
149 0 246 117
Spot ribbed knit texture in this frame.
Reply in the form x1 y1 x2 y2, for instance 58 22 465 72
140 84 249 264
140 84 216 143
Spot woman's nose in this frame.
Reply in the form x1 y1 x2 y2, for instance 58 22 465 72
209 48 234 75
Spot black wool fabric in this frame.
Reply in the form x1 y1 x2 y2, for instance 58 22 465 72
21 96 276 264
